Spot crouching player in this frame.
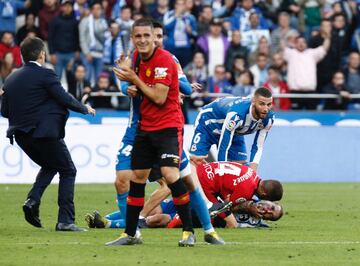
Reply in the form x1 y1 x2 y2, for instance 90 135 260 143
194 161 283 228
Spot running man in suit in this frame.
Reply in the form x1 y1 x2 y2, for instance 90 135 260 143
1 36 96 231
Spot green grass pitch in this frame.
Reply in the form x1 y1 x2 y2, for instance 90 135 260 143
0 183 359 266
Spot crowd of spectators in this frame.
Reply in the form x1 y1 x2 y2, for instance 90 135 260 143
1 0 360 111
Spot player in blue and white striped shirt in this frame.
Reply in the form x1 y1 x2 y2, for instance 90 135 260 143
190 87 274 171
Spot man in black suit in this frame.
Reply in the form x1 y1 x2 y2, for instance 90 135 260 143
0 37 96 231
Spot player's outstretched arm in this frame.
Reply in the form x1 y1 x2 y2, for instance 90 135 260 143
85 104 96 116
190 155 208 166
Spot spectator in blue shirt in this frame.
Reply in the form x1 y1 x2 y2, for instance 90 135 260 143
204 64 232 104
163 0 197 66
0 0 30 34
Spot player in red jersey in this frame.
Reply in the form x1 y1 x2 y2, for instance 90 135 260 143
196 161 283 227
106 18 194 247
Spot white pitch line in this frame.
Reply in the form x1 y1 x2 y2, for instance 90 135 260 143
222 241 360 245
0 242 92 245
2 241 360 246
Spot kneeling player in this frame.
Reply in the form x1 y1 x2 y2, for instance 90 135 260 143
195 161 283 228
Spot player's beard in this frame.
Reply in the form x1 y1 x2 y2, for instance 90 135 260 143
254 106 265 119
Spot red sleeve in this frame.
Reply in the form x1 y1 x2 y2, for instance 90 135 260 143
204 189 220 204
153 53 175 87
229 189 246 203
229 175 260 202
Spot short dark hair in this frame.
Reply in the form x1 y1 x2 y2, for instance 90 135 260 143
262 180 283 201
321 18 331 24
90 0 102 9
256 52 268 59
152 20 163 30
332 12 346 21
1 31 13 40
254 86 272 98
20 37 45 63
295 35 306 41
121 5 132 11
201 5 212 11
109 19 117 25
268 65 280 73
132 18 154 32
75 63 85 70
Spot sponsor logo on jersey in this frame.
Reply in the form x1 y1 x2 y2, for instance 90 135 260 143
146 68 151 77
257 122 264 130
154 67 168 79
203 163 214 180
226 120 236 131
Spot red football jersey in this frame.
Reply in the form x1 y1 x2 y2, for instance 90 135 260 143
133 48 184 131
196 162 260 203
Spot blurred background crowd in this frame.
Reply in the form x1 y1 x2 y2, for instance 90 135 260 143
1 0 360 114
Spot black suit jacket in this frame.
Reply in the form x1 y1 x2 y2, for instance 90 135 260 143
1 62 88 139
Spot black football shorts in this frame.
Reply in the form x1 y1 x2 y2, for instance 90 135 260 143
131 127 182 170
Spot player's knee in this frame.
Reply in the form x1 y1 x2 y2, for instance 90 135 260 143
161 167 180 184
133 169 150 182
115 171 132 192
59 165 77 178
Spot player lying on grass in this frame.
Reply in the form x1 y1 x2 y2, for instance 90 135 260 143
194 161 283 228
85 198 283 229
129 160 283 228
86 160 283 229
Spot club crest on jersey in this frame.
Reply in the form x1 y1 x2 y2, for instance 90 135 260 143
257 122 264 130
154 67 168 79
226 120 236 131
146 68 151 77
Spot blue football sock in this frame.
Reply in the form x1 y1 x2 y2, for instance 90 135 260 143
109 219 126 228
117 192 128 220
190 188 214 232
105 211 122 221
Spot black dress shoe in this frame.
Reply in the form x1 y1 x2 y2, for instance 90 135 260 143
55 223 88 232
23 198 42 228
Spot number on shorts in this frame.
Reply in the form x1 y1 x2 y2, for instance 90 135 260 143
118 142 133 157
193 132 201 144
